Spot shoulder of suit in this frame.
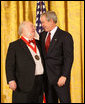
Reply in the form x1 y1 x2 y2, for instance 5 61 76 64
58 27 73 40
9 39 21 48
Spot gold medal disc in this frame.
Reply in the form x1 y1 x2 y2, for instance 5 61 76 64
35 55 40 60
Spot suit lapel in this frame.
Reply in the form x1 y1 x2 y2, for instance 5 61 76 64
42 32 47 57
47 27 60 54
35 40 41 54
19 39 35 62
36 40 42 58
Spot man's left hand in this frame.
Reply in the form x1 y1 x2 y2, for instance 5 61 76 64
57 76 67 87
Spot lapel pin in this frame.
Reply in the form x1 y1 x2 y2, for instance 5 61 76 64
55 39 57 41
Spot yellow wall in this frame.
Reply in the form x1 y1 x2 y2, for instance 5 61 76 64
1 1 84 103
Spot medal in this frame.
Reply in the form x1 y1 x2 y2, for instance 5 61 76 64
35 55 40 60
21 37 40 60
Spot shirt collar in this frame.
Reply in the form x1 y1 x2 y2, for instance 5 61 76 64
22 36 29 41
50 26 58 35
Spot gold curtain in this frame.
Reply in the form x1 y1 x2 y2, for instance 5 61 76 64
1 1 84 103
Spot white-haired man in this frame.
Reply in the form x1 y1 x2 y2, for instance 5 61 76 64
6 21 44 103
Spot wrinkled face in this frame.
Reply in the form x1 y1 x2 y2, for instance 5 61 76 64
22 22 35 40
40 15 53 32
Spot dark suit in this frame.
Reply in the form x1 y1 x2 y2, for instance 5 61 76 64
6 39 44 103
40 27 74 103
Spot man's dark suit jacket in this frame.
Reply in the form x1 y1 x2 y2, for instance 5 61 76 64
40 27 74 85
6 39 44 92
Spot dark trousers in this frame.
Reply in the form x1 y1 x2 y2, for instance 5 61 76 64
12 75 43 103
45 79 71 103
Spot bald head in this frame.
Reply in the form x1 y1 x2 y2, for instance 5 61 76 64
19 21 35 40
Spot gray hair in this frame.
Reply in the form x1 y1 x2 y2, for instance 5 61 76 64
18 21 27 35
41 11 57 23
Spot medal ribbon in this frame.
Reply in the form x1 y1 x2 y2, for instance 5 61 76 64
21 36 37 53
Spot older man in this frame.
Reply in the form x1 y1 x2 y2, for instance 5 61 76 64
6 21 44 103
40 11 74 103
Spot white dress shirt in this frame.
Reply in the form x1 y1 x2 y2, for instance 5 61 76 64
45 26 58 42
23 36 44 76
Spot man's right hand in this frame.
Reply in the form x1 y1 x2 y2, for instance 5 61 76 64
9 81 17 91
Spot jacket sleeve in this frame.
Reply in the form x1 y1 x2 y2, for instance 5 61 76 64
5 43 16 84
62 33 74 78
